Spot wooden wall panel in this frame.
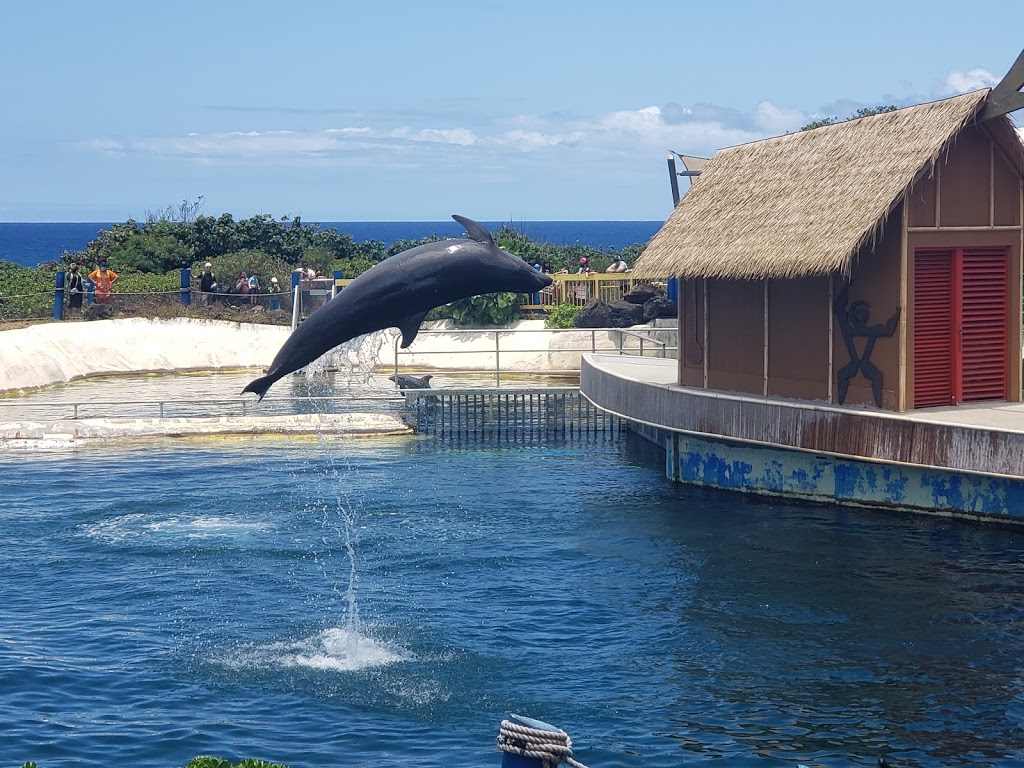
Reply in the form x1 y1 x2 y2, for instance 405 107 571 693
767 277 830 400
707 279 763 394
939 126 992 227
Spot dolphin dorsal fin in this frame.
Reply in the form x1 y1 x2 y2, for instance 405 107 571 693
452 215 493 246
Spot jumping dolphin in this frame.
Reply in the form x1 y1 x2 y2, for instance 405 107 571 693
242 215 553 400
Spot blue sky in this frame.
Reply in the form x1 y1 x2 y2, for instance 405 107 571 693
2 1 1023 222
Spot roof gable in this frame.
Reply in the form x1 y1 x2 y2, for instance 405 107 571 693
636 90 1022 280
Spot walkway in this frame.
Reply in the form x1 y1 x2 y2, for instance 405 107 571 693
581 354 1024 478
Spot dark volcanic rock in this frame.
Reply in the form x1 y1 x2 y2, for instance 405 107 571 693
643 297 677 321
623 282 662 305
575 298 646 328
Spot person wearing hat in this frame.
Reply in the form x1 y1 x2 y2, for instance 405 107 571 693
574 257 594 302
199 262 218 305
88 261 119 304
606 255 629 273
66 263 85 315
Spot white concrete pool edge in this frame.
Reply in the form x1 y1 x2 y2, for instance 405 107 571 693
0 412 413 447
0 317 624 394
0 318 288 394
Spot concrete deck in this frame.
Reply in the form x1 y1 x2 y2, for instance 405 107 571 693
581 354 1024 479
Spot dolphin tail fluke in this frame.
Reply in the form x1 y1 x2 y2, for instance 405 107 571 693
241 372 278 401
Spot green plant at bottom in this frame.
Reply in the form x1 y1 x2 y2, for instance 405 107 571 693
184 758 289 768
545 301 580 329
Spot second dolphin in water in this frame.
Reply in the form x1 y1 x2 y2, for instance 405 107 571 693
242 215 553 400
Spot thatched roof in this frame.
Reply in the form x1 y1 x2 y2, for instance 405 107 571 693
635 90 1024 280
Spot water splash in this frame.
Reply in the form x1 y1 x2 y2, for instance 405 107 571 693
303 329 394 387
216 626 408 672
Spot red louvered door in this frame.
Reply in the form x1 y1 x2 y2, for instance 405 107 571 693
913 250 954 407
913 247 1008 408
961 248 1008 401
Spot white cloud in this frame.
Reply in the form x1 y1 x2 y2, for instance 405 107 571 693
76 99 816 169
499 129 581 149
411 128 476 145
940 68 999 96
751 101 806 134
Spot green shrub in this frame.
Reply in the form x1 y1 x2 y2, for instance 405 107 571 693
0 260 56 319
200 250 292 291
329 256 377 279
545 302 580 329
438 291 522 326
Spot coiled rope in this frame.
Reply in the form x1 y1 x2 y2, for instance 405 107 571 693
497 718 589 768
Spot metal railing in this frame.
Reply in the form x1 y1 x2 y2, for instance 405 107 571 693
0 387 624 443
392 326 676 386
0 393 406 422
401 387 623 443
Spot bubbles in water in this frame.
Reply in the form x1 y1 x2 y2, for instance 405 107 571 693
216 626 410 672
82 513 272 544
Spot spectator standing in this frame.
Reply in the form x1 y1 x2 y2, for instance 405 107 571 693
66 263 85 315
267 277 282 310
88 262 119 304
235 272 252 296
606 256 629 273
248 273 260 305
199 262 218 305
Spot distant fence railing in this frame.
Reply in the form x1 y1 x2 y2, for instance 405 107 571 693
1 270 671 325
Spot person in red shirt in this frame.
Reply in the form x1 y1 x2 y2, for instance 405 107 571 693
88 262 119 303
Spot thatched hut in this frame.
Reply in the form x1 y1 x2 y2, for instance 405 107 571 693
635 89 1024 411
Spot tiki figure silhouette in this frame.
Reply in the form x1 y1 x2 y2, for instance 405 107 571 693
834 286 900 407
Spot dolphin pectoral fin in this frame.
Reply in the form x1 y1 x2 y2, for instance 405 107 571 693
452 215 493 246
398 311 430 348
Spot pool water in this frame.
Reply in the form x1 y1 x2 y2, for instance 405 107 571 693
3 433 1024 767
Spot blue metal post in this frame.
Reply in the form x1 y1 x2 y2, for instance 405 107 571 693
180 268 191 306
332 268 343 299
667 276 679 302
53 270 65 320
501 755 541 768
290 269 303 329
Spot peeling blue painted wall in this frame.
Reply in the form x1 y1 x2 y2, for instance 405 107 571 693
663 431 1024 521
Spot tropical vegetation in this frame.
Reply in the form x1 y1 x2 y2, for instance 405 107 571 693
0 200 646 326
799 104 899 131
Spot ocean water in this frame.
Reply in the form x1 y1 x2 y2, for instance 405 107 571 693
4 415 1024 767
0 221 662 269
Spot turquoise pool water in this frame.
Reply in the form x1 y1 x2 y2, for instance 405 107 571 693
3 431 1024 767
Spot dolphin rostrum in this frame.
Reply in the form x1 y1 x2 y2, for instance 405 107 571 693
242 215 553 400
